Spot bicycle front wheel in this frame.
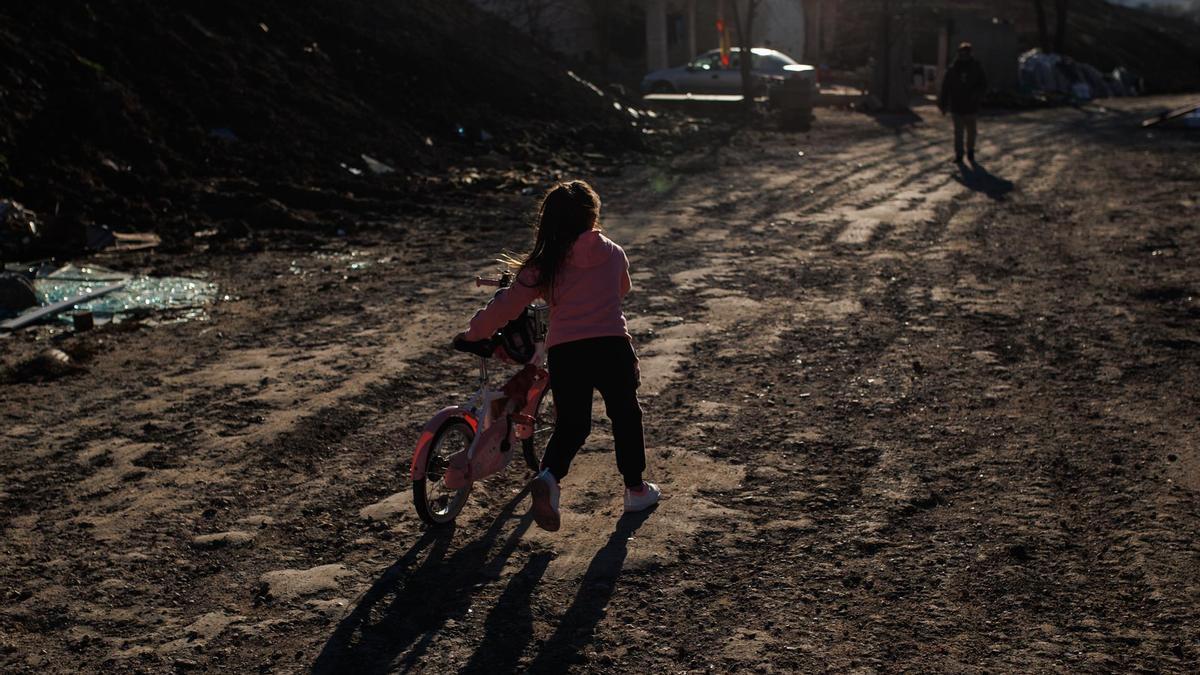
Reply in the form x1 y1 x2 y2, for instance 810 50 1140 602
413 418 474 526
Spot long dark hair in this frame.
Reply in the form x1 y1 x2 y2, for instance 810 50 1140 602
503 180 600 301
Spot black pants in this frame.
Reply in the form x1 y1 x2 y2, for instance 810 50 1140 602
542 336 645 489
953 113 978 158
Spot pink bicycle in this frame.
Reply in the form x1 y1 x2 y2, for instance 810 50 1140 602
410 274 555 526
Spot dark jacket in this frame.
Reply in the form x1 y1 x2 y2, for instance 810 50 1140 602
939 57 988 115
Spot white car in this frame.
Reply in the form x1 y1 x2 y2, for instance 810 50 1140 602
641 47 816 97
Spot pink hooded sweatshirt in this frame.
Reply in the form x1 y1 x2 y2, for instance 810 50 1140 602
466 230 631 349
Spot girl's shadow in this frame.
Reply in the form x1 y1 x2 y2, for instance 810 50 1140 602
312 497 657 674
521 506 658 673
311 489 535 674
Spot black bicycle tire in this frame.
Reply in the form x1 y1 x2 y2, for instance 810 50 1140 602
413 418 474 526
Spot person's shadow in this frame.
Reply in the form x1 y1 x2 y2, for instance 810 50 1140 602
457 551 552 674
311 489 537 674
313 497 657 674
520 507 658 673
953 160 1014 201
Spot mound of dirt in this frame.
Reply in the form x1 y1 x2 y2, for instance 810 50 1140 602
0 0 648 256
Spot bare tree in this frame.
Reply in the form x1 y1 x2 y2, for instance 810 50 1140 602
483 0 558 47
1033 0 1050 52
874 0 912 110
582 0 614 76
729 0 761 116
581 1 641 80
1053 0 1070 54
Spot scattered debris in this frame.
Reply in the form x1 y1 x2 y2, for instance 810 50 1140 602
1142 101 1200 128
1019 49 1141 102
0 273 37 314
86 224 116 251
41 348 74 370
0 200 40 260
108 231 162 252
0 281 126 332
360 154 396 175
72 311 94 332
4 348 84 382
36 264 218 325
0 263 218 331
87 225 162 253
208 127 239 143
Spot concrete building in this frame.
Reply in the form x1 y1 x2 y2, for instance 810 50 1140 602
938 13 1019 93
644 0 810 71
910 8 1020 95
473 1 836 75
470 0 600 58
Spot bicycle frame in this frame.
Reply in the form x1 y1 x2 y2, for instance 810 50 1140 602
410 334 550 486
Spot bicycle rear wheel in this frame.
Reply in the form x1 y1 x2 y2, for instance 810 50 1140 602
413 419 474 525
522 386 555 473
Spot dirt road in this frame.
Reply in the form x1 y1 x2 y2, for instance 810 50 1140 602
3 96 1199 673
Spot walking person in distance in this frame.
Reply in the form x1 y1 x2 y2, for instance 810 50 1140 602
939 41 988 164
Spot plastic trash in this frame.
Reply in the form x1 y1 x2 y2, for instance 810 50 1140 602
360 154 396 175
0 272 37 314
209 128 239 142
1018 49 1130 102
86 224 117 251
33 264 218 324
566 70 605 97
0 200 40 259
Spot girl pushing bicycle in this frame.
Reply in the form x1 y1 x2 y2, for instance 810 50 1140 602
455 180 661 532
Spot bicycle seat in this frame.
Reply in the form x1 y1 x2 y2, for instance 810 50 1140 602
453 334 497 358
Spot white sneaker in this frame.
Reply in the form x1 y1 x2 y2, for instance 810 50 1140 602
623 481 661 513
529 469 561 532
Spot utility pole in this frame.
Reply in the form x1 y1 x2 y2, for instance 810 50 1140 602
1033 0 1050 52
881 0 891 108
730 0 760 117
873 0 911 110
1053 0 1069 54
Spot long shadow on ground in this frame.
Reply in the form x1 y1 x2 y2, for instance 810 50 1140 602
311 489 535 674
866 108 924 133
954 160 1015 201
521 507 657 673
458 551 553 674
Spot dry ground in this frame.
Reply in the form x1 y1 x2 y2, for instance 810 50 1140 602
2 96 1199 673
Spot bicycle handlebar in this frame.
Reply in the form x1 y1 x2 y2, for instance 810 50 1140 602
453 333 497 358
475 272 514 289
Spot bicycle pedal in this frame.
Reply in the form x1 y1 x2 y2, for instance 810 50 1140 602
511 413 535 440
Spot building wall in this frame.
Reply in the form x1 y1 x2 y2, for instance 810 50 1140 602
470 0 598 57
471 0 811 74
802 0 838 63
947 14 1020 92
755 0 806 61
666 0 808 65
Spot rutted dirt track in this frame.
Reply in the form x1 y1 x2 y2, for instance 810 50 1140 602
3 97 1200 673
